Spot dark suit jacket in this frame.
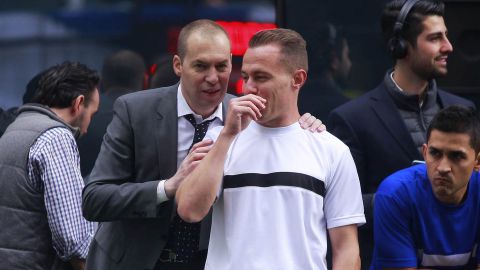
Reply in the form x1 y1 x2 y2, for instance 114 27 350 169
328 81 475 194
82 84 233 270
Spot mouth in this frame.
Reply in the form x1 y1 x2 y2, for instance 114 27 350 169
202 89 221 95
433 177 451 186
435 55 448 65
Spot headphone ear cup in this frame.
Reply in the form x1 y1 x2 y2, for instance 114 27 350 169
388 37 408 59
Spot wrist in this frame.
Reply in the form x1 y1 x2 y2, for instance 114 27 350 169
164 178 177 199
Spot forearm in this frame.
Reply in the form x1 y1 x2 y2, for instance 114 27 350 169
332 248 360 270
82 180 160 221
176 130 235 222
330 225 361 270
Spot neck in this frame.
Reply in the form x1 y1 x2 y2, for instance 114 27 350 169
392 62 429 95
50 107 75 126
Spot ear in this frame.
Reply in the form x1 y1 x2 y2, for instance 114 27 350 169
173 55 183 77
292 69 307 91
71 95 85 116
474 152 480 172
422 143 428 161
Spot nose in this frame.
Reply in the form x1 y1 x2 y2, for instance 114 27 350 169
242 78 257 95
205 68 219 84
441 36 453 54
437 156 452 175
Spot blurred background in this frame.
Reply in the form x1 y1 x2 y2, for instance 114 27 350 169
1 0 479 109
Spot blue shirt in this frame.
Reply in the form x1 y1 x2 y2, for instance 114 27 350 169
371 164 480 269
28 127 97 260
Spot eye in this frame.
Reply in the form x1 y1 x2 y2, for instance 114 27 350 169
429 148 441 158
449 152 466 161
254 75 268 82
216 64 228 72
194 63 206 70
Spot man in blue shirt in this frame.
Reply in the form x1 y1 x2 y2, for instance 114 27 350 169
372 105 480 270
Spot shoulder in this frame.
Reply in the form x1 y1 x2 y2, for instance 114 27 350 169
438 89 476 108
119 85 177 103
377 164 426 197
330 83 385 117
301 130 352 160
31 127 76 156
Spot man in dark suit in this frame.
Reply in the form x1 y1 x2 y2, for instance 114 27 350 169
77 49 146 177
328 1 474 268
82 19 323 270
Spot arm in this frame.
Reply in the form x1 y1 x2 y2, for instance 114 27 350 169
329 224 361 270
82 97 161 221
373 183 417 269
176 94 266 222
30 128 95 262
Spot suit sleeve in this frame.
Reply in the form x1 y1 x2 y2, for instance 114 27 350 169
82 97 161 222
328 110 367 190
373 182 417 269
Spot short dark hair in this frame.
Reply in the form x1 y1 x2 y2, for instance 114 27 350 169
101 50 146 93
381 0 444 48
427 106 480 153
32 61 99 108
249 28 308 73
23 70 47 104
177 19 230 60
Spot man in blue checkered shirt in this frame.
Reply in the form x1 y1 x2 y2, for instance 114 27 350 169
0 61 99 270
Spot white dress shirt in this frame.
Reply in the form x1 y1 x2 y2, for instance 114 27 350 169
156 84 224 203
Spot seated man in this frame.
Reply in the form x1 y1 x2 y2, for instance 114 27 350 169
372 105 480 269
176 28 365 270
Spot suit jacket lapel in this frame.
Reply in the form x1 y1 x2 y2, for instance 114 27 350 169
155 86 179 178
370 84 420 160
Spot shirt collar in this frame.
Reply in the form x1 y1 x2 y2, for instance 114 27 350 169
177 84 223 122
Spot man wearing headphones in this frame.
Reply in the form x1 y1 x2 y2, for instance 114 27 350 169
328 0 474 268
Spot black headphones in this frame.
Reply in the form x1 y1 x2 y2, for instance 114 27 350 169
388 0 420 59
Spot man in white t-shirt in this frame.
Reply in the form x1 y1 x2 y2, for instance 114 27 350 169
176 28 365 270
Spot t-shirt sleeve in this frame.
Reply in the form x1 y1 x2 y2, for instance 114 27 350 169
374 181 417 268
324 146 366 228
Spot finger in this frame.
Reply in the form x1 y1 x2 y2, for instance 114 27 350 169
311 123 327 133
300 115 315 129
233 100 263 119
233 106 260 121
189 152 209 162
308 119 325 132
190 139 213 153
299 112 312 124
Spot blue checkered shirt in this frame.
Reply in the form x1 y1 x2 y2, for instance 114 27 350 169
27 127 97 260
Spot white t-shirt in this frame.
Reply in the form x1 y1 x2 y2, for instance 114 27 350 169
205 121 365 270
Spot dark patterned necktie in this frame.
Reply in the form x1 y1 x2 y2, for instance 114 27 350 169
168 114 216 262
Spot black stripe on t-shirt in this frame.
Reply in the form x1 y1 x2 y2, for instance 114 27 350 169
223 172 325 197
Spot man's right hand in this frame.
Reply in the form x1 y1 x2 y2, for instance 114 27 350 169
222 94 266 137
164 139 214 198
